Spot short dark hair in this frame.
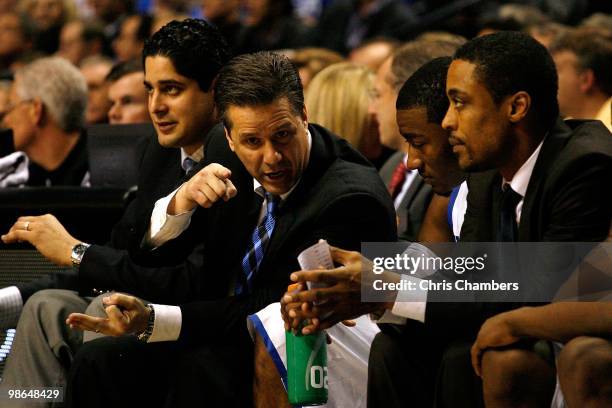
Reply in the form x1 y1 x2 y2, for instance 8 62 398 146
389 39 464 90
142 19 231 92
454 31 559 129
105 59 142 83
549 28 612 95
215 52 304 130
396 57 451 125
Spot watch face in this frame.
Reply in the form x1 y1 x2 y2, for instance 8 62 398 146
71 243 89 265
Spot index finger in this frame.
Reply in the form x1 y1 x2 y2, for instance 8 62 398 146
207 163 232 179
290 267 351 284
284 286 338 304
328 245 361 265
66 313 108 333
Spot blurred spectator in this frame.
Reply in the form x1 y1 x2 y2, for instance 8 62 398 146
112 13 152 62
305 62 377 158
57 20 107 66
0 12 34 74
200 0 241 49
150 0 189 33
580 12 612 33
20 0 76 54
550 28 612 131
106 59 149 124
288 46 344 89
415 31 467 46
525 21 570 49
371 39 464 153
349 36 399 71
80 55 113 124
0 57 88 186
0 0 18 14
314 0 417 55
234 0 310 54
89 0 134 39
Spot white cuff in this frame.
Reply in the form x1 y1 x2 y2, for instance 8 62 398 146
0 286 23 328
372 275 427 324
147 304 182 342
145 184 195 248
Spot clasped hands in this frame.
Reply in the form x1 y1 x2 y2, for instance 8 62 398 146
281 245 393 335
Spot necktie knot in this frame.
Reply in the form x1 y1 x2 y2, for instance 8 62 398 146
264 192 280 216
501 185 522 208
182 157 197 173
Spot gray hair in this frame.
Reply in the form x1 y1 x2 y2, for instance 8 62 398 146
15 57 87 132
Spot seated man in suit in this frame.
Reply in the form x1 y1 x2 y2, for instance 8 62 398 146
283 31 612 407
65 51 397 408
0 19 230 402
253 56 468 408
0 57 88 187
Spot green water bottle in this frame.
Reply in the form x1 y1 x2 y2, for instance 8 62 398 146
286 328 328 406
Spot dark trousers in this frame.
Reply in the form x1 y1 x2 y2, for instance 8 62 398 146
65 335 254 408
367 322 483 408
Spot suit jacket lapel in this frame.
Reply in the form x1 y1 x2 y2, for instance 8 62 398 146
518 119 572 240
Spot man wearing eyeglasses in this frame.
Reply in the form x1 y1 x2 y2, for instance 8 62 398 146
0 56 89 187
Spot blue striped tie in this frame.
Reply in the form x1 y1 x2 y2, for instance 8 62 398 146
235 192 280 295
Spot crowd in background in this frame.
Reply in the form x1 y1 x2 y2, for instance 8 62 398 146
0 0 610 182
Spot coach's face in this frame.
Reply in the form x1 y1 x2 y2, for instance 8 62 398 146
224 97 309 195
442 59 512 172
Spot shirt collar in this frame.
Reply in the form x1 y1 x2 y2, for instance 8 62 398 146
253 129 312 201
180 145 204 165
503 139 544 197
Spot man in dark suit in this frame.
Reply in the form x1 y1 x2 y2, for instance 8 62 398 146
283 32 612 407
0 19 231 401
65 51 397 408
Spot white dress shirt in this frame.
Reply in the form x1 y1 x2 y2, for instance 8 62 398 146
376 141 544 324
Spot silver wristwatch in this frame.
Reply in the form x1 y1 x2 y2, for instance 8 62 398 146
137 304 156 342
70 243 91 267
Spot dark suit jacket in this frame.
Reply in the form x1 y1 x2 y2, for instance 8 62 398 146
380 151 433 241
152 124 398 345
423 119 612 336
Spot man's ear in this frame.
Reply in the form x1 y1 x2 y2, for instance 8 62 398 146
30 98 44 127
302 105 308 128
578 69 595 94
507 91 530 123
224 125 235 152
